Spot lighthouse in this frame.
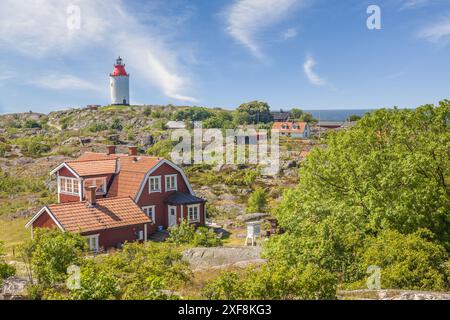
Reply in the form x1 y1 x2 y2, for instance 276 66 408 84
110 56 130 105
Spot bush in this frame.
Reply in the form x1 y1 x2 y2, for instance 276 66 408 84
193 227 222 247
0 142 11 157
23 119 41 129
358 229 450 291
110 118 123 131
20 229 87 287
0 241 16 283
167 220 195 245
202 271 244 300
88 122 108 132
246 187 267 213
18 137 51 157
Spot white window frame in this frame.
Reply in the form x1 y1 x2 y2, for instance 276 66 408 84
187 204 200 223
58 176 80 196
165 174 178 192
85 234 99 252
142 205 156 224
148 176 161 193
138 230 144 241
84 177 107 195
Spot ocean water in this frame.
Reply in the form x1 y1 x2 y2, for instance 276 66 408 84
304 109 375 121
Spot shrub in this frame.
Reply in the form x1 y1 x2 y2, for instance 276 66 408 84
193 227 222 247
358 229 450 291
110 118 123 131
0 241 16 284
167 220 195 245
18 137 51 157
0 143 11 157
202 271 244 300
88 122 108 132
246 187 267 213
23 119 41 129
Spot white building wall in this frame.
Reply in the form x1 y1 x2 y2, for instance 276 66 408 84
110 75 130 105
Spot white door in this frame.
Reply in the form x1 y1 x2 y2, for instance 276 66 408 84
168 206 177 228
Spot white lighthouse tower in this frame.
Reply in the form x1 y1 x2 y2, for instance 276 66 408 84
110 56 130 105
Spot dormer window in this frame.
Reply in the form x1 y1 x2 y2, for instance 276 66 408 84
85 178 107 195
165 174 177 192
59 177 80 196
282 125 287 130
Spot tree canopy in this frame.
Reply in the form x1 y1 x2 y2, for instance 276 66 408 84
237 101 272 124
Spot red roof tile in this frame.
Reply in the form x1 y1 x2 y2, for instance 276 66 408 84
46 197 151 233
66 159 117 177
272 122 307 133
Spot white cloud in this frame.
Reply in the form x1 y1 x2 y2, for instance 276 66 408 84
0 0 196 102
418 15 450 42
282 28 298 40
29 74 101 91
225 0 304 59
400 0 431 10
303 55 326 86
0 71 16 81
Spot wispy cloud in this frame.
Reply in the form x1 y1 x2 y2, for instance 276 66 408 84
29 74 101 91
0 0 197 102
282 28 298 40
418 15 450 42
0 71 16 82
400 0 431 10
225 0 305 59
303 55 326 86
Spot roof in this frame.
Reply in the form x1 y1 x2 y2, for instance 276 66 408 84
31 197 151 233
108 156 163 198
272 122 308 133
66 159 117 177
271 112 291 121
165 192 206 205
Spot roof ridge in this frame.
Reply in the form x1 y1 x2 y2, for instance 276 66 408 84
48 196 135 208
67 158 118 164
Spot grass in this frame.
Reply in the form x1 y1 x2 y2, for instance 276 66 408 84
0 217 29 260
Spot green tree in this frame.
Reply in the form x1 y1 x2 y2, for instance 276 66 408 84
193 227 222 247
358 229 449 291
20 229 87 287
202 271 244 300
246 187 267 213
272 101 450 285
237 101 272 124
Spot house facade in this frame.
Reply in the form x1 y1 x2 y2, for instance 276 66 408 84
272 122 311 138
26 146 206 251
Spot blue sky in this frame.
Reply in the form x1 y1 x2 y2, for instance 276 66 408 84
0 0 450 114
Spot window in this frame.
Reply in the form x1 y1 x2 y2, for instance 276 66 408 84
165 174 177 192
85 234 99 252
188 205 200 223
138 230 144 241
142 206 156 223
149 176 161 193
85 178 107 195
59 177 80 195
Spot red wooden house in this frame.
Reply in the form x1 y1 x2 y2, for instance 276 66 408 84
26 146 206 251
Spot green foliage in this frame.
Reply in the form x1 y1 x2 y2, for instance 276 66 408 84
358 229 449 291
20 229 87 287
272 101 450 288
146 139 175 159
171 107 214 122
0 241 15 283
167 220 195 245
110 118 123 131
104 242 191 300
70 260 119 300
0 142 11 157
88 122 109 132
237 101 272 124
290 108 316 122
347 114 362 122
202 271 244 300
17 137 51 157
192 227 222 247
23 119 41 129
246 187 267 213
202 263 337 300
0 171 47 196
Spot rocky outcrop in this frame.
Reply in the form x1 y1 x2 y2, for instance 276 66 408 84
182 247 264 271
0 277 28 300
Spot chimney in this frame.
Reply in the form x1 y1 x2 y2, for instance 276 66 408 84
85 186 97 207
128 146 138 156
106 145 116 155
